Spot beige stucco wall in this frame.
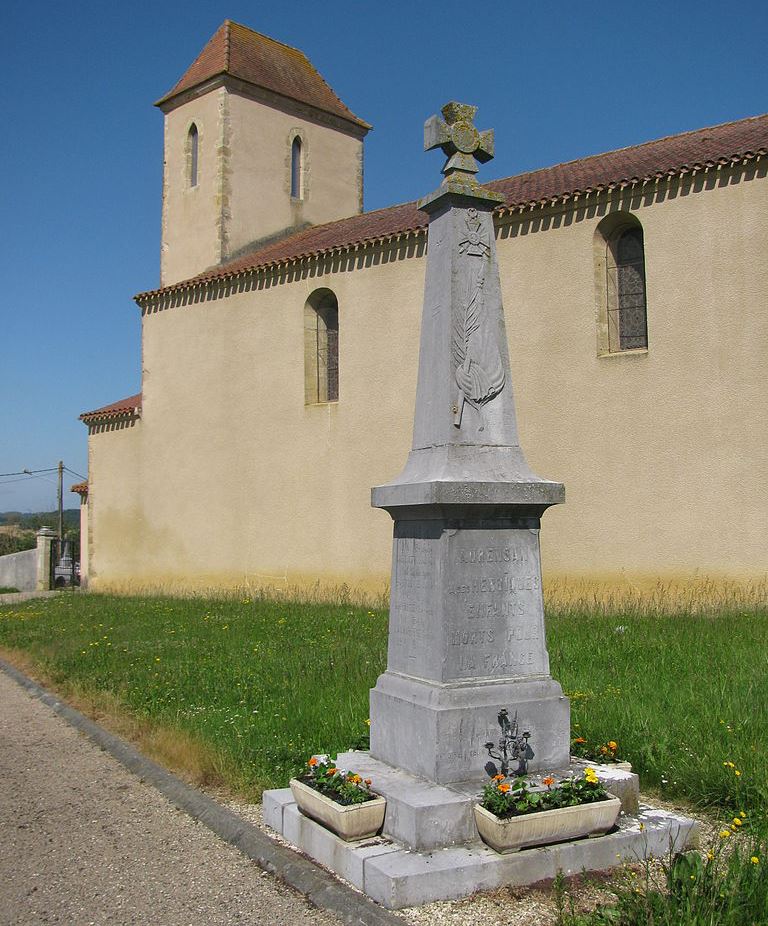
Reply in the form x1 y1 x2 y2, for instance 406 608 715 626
86 419 145 586
226 93 363 256
160 87 364 287
160 89 225 287
89 164 768 595
499 164 768 585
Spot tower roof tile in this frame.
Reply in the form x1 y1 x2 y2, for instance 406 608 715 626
156 20 370 130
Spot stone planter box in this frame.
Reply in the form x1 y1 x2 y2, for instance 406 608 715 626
474 794 622 854
289 779 386 841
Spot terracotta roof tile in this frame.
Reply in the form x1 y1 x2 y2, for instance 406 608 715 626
136 111 768 302
70 481 88 496
156 20 369 130
80 393 142 424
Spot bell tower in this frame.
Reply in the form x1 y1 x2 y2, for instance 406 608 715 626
156 21 370 287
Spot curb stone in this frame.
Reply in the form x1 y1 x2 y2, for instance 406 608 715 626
0 657 405 926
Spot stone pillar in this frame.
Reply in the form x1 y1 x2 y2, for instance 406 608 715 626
35 527 56 591
370 103 570 784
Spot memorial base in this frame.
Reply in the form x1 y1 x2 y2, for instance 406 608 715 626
263 755 699 909
370 671 570 783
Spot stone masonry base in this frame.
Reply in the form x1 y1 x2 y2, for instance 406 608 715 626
263 756 699 909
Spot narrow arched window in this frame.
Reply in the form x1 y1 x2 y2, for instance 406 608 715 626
291 136 302 199
188 124 199 188
304 289 339 403
605 223 648 352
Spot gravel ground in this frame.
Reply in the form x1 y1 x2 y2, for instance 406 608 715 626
0 671 343 926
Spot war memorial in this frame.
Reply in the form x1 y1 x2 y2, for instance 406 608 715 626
263 103 698 908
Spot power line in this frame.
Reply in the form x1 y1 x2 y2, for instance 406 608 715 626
0 467 58 478
64 466 87 481
0 472 59 487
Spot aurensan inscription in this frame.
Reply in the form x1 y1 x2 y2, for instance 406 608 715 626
457 547 523 565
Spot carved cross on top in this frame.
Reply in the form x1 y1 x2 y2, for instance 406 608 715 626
424 102 495 185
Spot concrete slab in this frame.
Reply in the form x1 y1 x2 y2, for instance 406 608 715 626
263 786 699 910
281 804 401 891
262 787 292 832
332 752 641 850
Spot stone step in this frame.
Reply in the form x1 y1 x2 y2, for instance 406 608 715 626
262 786 698 909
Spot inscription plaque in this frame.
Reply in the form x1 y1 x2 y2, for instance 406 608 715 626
444 526 549 681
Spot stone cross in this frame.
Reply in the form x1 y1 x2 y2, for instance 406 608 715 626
424 102 495 187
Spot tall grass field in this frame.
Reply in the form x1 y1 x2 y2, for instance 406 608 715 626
2 589 767 924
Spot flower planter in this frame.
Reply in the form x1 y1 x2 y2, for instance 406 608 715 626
289 778 386 841
474 794 621 854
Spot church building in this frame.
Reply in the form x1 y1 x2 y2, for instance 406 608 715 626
75 20 768 596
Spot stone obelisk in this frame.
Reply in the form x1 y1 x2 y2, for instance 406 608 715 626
370 103 570 784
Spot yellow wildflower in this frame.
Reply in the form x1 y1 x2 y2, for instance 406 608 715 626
735 770 742 776
751 856 759 865
733 817 742 827
719 830 731 839
707 851 715 861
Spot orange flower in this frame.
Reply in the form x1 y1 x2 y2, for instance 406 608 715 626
498 783 511 793
348 774 361 784
328 768 338 775
492 774 505 782
573 737 586 744
608 741 618 750
543 776 555 787
308 757 318 767
364 778 372 786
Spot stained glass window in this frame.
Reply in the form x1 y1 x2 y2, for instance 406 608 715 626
607 226 648 351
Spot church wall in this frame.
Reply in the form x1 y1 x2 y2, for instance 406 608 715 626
226 93 364 258
127 249 425 592
160 89 227 286
499 165 768 586
93 167 767 595
86 418 145 589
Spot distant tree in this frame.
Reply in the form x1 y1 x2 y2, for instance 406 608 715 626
0 532 36 556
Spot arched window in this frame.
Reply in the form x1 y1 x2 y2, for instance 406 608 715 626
188 124 199 188
597 215 648 353
304 289 338 403
610 227 648 351
291 136 302 199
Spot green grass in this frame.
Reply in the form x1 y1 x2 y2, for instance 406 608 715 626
0 592 766 817
2 590 768 924
0 587 19 594
547 605 768 818
0 592 388 796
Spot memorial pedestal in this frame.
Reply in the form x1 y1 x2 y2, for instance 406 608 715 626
263 756 699 909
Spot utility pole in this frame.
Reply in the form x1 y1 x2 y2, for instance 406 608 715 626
57 460 64 541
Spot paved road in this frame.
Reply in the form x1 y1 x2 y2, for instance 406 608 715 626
0 670 343 926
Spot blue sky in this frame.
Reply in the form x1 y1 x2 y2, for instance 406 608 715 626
1 0 766 511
